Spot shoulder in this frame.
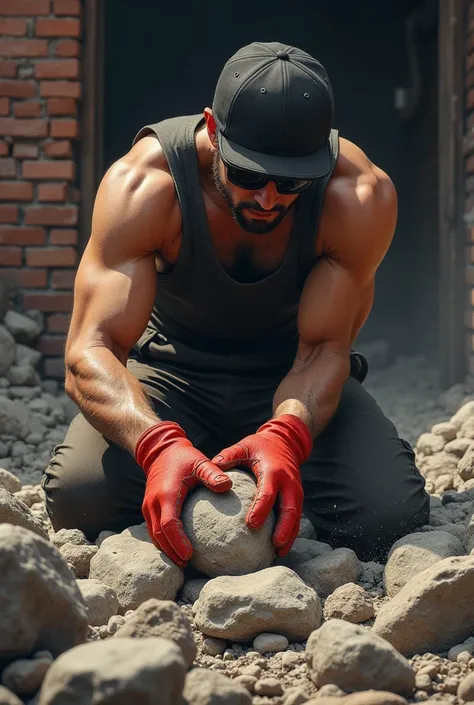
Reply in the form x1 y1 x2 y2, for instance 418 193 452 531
317 137 397 273
92 135 181 255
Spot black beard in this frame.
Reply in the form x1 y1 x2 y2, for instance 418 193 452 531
212 153 288 234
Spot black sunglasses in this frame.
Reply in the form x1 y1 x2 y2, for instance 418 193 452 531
225 163 313 195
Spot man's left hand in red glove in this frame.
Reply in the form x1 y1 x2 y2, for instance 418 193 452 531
212 413 313 557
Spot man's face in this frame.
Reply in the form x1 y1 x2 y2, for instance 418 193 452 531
212 153 299 235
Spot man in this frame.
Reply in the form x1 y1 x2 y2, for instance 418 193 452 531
42 42 429 566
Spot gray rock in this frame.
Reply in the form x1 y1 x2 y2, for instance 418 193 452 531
89 528 184 613
15 345 41 369
466 509 474 553
58 544 98 579
181 578 209 604
194 566 321 642
305 619 415 694
372 555 474 655
37 637 186 705
294 547 362 598
323 583 374 623
0 524 88 663
4 312 41 345
0 397 45 441
202 637 226 656
298 515 317 540
253 633 289 653
52 528 89 549
6 366 38 387
278 538 332 569
183 668 251 705
2 657 52 696
0 468 21 494
0 686 22 705
359 561 384 589
181 469 275 578
383 530 465 597
114 598 196 668
0 325 16 376
76 579 119 627
0 487 48 540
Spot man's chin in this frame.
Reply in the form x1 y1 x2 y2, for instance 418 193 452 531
236 210 283 235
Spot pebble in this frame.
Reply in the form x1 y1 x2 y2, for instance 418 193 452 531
254 677 283 696
253 633 289 654
234 675 257 693
241 664 262 678
202 637 227 656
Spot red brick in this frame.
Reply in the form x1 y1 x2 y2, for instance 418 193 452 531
70 185 79 202
52 269 75 288
0 39 48 57
468 155 474 175
0 267 47 288
47 312 71 332
54 39 79 57
44 139 71 157
36 18 80 37
0 247 21 266
38 182 67 201
23 160 75 180
13 143 39 159
24 204 77 225
0 80 35 98
468 89 474 112
0 61 17 78
50 228 77 244
13 100 41 117
0 140 7 156
35 59 79 79
39 335 67 356
39 81 81 98
0 98 9 116
0 0 50 15
26 246 76 267
23 291 73 312
0 118 47 137
46 97 76 116
0 158 15 177
0 181 33 200
43 357 65 378
50 118 78 138
0 19 28 36
0 205 18 223
53 0 80 14
0 225 46 244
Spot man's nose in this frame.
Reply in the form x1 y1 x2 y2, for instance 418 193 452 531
254 182 279 210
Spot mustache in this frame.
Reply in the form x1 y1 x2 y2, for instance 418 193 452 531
239 201 285 215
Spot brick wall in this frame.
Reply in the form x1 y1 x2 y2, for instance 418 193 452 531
0 0 81 378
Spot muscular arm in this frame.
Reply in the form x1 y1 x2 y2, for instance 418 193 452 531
65 142 178 453
273 149 397 437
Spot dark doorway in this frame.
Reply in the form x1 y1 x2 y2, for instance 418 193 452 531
101 0 439 361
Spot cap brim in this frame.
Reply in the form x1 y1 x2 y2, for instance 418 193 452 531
218 131 332 180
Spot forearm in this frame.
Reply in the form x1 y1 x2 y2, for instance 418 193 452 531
272 348 349 438
65 346 160 454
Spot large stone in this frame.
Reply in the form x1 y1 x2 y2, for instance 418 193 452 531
458 445 474 481
450 401 474 430
0 468 21 494
383 530 465 597
183 668 251 705
0 325 16 376
0 487 48 540
4 311 41 345
294 547 362 598
323 583 374 623
298 514 317 540
0 524 88 663
305 619 415 694
193 566 321 642
373 555 474 655
76 579 119 628
181 469 275 577
38 638 186 705
278 538 332 569
89 527 184 613
114 598 196 668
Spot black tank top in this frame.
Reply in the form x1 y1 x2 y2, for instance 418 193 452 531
132 114 338 370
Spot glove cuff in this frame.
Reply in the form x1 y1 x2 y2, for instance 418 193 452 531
257 413 313 465
135 420 187 473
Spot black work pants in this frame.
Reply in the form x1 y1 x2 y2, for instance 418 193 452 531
42 349 429 562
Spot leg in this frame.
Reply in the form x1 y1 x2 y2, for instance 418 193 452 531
42 355 222 541
300 377 429 561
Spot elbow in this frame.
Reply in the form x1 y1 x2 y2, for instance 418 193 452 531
64 345 85 400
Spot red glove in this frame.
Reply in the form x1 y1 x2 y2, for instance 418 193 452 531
212 414 313 557
135 421 233 567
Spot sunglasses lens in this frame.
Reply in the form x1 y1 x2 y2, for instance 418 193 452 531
227 167 266 190
277 179 311 194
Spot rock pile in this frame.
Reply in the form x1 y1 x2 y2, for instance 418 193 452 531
4 314 474 703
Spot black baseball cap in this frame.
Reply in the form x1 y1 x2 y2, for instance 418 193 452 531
212 41 334 180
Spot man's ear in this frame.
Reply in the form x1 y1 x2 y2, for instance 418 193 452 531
204 108 218 150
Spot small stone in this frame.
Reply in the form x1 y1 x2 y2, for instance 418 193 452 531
278 538 332 569
458 671 474 701
98 625 108 639
59 544 98 579
183 668 251 704
323 583 374 623
106 615 126 635
298 515 317 539
282 687 309 704
415 672 432 690
341 692 409 705
0 486 48 540
241 665 261 678
202 637 227 656
0 468 21 494
253 633 289 654
76 579 119 628
294 547 362 598
182 578 209 604
2 658 51 695
234 675 257 693
52 529 89 549
447 643 472 661
0 686 22 705
254 677 283 696
431 422 457 441
416 433 446 455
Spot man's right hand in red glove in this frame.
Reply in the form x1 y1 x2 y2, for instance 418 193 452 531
135 421 233 567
